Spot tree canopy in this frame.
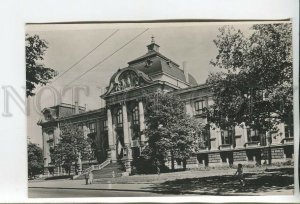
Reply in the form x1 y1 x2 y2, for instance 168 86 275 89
143 91 205 170
50 124 94 175
207 23 293 133
28 142 44 179
26 34 58 97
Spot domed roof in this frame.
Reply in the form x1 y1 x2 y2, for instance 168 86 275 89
127 39 197 86
102 38 198 98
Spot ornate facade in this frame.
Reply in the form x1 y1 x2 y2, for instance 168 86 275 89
38 38 294 175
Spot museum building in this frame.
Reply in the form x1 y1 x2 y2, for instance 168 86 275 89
38 38 294 175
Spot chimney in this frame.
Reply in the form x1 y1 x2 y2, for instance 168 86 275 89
75 101 79 114
182 61 189 83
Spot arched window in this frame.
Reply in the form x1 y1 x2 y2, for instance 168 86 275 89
117 109 123 126
132 106 139 125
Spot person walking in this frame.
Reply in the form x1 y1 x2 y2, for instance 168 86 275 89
88 170 94 184
84 172 89 185
234 163 246 187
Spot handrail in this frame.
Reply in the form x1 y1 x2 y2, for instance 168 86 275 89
72 159 111 179
92 159 111 170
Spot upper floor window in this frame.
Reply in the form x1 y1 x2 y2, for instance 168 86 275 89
221 127 233 145
88 122 96 133
132 106 139 125
117 109 123 126
103 119 108 129
284 123 294 138
195 100 206 115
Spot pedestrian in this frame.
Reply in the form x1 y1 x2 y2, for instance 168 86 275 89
84 172 89 185
234 163 246 187
88 170 94 184
156 165 160 175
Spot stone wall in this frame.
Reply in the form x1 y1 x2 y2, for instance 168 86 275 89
271 147 285 159
186 156 198 168
208 153 221 163
233 150 247 162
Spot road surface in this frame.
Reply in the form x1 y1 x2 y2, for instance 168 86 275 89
29 187 168 198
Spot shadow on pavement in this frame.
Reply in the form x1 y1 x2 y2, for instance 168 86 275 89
145 171 294 195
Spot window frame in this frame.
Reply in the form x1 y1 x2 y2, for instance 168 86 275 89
117 109 123 126
284 123 294 138
88 122 96 133
221 127 233 145
103 119 108 129
194 100 206 115
132 106 139 125
247 128 260 142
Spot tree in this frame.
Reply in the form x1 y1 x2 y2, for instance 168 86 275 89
143 91 205 171
26 34 58 97
50 124 94 175
207 23 293 135
28 142 44 179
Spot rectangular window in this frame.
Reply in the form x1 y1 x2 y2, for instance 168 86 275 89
247 128 266 145
89 122 96 133
117 109 123 126
195 100 206 115
284 123 294 138
103 120 107 129
204 126 210 148
132 106 139 125
247 128 259 142
221 128 233 145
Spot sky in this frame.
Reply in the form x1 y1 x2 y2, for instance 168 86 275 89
26 22 260 146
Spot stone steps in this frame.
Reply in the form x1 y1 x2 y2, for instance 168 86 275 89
75 162 125 180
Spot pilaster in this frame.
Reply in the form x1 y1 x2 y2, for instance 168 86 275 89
138 101 146 145
107 108 117 162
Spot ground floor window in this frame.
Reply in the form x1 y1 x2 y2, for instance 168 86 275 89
284 123 294 138
204 125 211 149
221 127 233 145
247 128 266 146
247 129 260 142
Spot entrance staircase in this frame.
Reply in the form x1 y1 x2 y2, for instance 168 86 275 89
74 160 125 180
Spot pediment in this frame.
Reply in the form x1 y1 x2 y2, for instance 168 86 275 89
102 68 152 98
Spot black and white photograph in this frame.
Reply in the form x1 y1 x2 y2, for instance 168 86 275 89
26 21 296 198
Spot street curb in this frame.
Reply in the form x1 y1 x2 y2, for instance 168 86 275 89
28 186 255 196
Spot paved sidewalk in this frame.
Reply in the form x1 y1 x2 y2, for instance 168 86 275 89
29 167 294 196
28 179 294 196
29 179 157 193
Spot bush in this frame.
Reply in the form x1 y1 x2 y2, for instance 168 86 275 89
132 156 169 175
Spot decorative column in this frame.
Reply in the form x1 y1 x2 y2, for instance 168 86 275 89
122 103 130 145
107 108 117 163
138 101 146 145
42 130 48 167
53 125 58 145
122 103 132 173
